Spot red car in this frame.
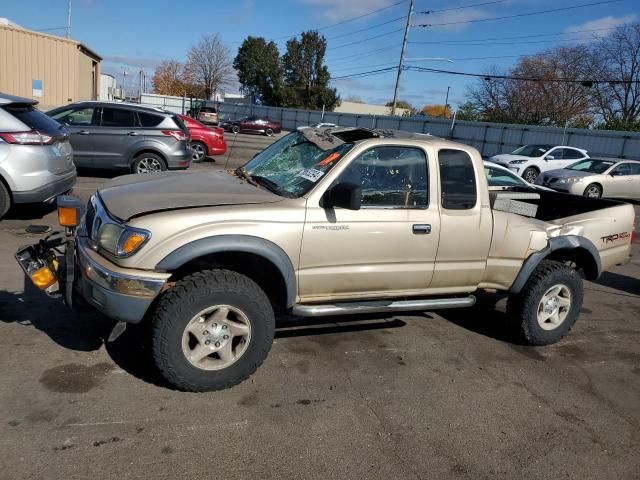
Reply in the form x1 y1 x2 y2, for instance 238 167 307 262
178 114 227 162
220 116 282 136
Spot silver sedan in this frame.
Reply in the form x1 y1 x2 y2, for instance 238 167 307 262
535 159 640 199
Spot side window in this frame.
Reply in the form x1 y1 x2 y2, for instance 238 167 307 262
629 163 640 175
564 149 583 159
338 146 428 208
50 107 96 126
138 112 164 127
439 149 477 210
613 163 632 176
100 107 137 127
548 148 564 159
485 165 525 187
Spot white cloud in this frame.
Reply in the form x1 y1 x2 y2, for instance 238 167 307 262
299 0 399 21
564 14 637 40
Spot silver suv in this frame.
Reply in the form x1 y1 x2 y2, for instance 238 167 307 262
0 93 76 219
47 102 192 173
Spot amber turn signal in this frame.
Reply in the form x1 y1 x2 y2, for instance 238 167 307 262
121 232 147 255
58 206 79 227
30 266 57 289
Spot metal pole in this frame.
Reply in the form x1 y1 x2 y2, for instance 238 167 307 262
66 0 72 38
391 0 413 116
444 86 450 114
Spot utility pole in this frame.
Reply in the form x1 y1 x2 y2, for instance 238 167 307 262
66 0 72 38
122 69 128 100
391 0 413 116
444 86 450 115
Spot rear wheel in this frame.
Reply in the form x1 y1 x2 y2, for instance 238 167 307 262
151 269 275 392
231 125 240 134
132 153 166 174
0 181 10 220
191 141 207 163
265 128 274 137
583 183 602 198
522 167 539 184
507 260 583 346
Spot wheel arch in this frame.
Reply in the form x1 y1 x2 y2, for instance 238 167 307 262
130 148 168 167
510 235 601 294
156 235 297 310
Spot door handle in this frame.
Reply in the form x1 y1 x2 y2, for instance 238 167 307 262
127 131 139 136
412 224 431 234
77 130 90 135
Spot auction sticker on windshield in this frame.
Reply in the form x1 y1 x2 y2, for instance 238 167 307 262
298 168 324 182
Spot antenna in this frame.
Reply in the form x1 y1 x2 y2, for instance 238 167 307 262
66 0 72 38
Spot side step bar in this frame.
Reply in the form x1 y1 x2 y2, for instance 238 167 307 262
291 296 476 318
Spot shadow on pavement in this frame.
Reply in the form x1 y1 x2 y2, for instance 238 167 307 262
4 202 57 221
593 271 640 296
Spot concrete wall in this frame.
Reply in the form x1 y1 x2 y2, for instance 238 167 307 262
335 101 410 116
0 24 101 110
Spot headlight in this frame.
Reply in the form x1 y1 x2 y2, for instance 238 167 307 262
509 160 527 164
557 177 584 184
97 224 151 257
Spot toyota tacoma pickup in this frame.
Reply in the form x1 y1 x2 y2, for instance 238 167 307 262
15 127 636 392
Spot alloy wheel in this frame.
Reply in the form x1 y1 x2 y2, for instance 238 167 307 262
136 157 163 173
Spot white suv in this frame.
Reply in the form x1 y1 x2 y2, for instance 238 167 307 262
488 144 589 183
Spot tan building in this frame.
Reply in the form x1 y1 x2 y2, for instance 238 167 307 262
0 18 102 109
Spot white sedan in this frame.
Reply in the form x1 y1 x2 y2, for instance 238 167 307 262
484 161 553 191
488 144 589 184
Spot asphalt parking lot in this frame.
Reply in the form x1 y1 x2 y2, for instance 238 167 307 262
1 132 639 480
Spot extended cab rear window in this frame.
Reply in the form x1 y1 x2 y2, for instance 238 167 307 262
438 149 477 210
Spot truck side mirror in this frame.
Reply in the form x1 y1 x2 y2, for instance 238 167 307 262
321 183 362 210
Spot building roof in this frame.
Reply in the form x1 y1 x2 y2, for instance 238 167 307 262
0 19 102 61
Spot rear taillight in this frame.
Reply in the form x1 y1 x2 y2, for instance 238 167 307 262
0 130 54 145
162 130 189 141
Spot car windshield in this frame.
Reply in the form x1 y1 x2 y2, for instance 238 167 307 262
511 145 553 157
242 131 353 198
567 159 616 173
485 165 527 187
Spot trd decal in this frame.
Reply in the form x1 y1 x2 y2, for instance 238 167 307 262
601 232 631 243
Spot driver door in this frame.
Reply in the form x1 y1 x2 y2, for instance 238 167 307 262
49 106 98 167
298 145 440 302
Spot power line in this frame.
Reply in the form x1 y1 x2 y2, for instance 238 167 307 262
328 28 405 50
270 1 407 41
333 67 398 80
327 46 399 64
411 37 598 47
419 0 507 14
332 62 399 74
408 26 624 45
415 0 623 28
406 65 639 84
326 16 406 41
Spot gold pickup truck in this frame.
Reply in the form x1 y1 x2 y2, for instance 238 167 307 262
16 127 636 392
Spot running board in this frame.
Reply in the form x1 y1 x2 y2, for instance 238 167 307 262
291 296 476 317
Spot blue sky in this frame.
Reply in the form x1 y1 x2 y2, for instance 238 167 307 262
2 0 638 108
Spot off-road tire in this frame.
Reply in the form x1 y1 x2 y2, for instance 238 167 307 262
522 167 540 184
507 260 583 346
151 269 275 392
583 183 602 198
0 181 10 220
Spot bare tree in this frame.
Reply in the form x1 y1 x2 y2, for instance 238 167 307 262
186 34 234 100
589 23 640 130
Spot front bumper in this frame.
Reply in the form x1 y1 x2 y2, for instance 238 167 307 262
12 170 77 204
75 237 170 323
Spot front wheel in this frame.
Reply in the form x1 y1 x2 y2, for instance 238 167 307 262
132 153 167 174
265 128 274 137
151 269 275 392
0 181 10 220
583 183 602 198
507 260 583 346
231 125 240 134
522 167 539 184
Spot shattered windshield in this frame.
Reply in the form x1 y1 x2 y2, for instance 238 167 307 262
243 131 353 198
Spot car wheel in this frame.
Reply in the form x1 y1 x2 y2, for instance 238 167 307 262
583 183 602 198
522 167 539 183
265 128 274 137
507 260 583 346
191 141 207 163
132 153 167 174
231 125 240 134
151 269 275 392
0 181 11 220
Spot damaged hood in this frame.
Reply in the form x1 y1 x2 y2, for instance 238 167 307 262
98 170 282 221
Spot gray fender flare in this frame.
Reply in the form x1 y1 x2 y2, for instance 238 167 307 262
509 235 601 294
156 235 297 308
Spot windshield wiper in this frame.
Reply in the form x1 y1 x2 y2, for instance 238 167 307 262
236 167 258 186
251 175 293 197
